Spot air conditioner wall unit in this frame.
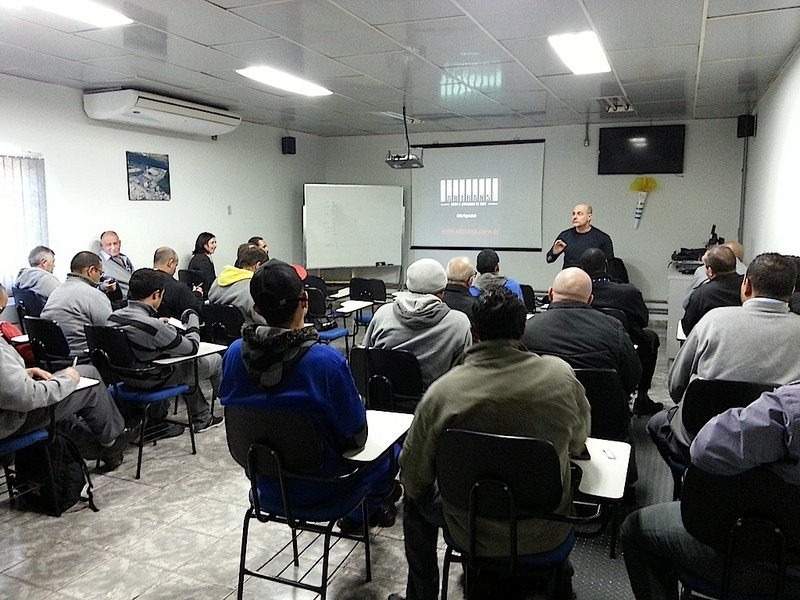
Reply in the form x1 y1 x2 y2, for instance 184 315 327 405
83 89 242 136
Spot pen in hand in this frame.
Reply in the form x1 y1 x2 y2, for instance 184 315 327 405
72 356 78 368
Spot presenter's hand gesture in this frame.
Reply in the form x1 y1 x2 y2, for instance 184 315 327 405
552 239 567 255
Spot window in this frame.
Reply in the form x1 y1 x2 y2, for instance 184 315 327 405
0 154 48 289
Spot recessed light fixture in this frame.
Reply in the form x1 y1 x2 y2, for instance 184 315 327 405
374 110 423 124
2 0 133 28
548 31 610 75
237 66 333 97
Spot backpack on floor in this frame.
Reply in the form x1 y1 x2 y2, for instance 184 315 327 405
14 431 98 516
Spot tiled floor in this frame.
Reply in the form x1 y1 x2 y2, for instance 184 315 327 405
0 321 674 600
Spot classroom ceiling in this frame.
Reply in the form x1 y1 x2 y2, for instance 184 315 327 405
1 0 800 137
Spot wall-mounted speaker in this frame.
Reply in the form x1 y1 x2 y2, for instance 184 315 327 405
737 114 756 138
281 136 296 154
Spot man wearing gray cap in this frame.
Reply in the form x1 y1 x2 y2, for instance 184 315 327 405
363 258 472 389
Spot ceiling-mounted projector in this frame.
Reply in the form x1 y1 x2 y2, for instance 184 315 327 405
385 148 424 169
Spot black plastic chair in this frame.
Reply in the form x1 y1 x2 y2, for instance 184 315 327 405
594 306 633 336
678 464 800 599
348 347 423 413
84 325 196 480
437 429 600 600
224 406 372 600
23 316 73 371
306 287 350 353
667 378 776 500
304 275 328 299
0 406 60 516
347 277 387 332
177 269 205 287
520 284 537 313
12 287 45 333
203 303 245 346
572 369 631 442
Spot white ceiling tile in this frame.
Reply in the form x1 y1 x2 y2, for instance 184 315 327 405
233 0 403 58
502 36 571 78
586 0 704 51
100 0 275 46
0 14 128 62
610 45 698 83
214 38 359 79
539 72 623 100
695 83 766 105
700 55 786 88
339 51 450 89
485 90 549 112
708 0 800 18
332 0 463 25
79 27 247 72
379 17 511 67
624 79 693 103
457 0 589 41
703 8 800 61
445 62 544 94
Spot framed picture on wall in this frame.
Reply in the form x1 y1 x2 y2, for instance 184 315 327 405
126 151 171 201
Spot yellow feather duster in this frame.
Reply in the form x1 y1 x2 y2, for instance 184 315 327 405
630 176 658 192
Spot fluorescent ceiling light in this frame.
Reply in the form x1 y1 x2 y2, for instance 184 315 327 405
6 0 133 27
237 66 332 97
548 31 610 75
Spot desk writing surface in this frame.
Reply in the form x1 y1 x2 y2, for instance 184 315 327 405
572 437 631 500
152 341 228 365
344 410 413 462
76 377 100 391
336 300 373 315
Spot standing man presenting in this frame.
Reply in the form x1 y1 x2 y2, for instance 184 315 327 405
547 204 614 269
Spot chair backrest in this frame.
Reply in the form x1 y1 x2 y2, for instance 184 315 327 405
519 284 537 313
225 406 323 478
606 257 629 283
23 316 71 368
12 286 45 319
681 379 777 437
681 464 800 568
573 368 630 441
305 287 330 320
304 275 328 299
349 277 387 302
594 306 632 335
203 303 245 345
437 428 564 521
349 346 424 413
177 269 204 287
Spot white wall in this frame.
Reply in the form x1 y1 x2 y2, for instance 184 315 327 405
744 47 800 257
324 120 744 302
0 74 325 280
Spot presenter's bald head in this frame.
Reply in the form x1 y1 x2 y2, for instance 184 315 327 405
550 267 593 304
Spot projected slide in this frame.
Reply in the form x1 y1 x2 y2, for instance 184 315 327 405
411 142 544 251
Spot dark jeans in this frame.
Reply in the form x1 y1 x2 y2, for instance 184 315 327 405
647 406 691 466
635 328 660 395
402 486 448 600
19 365 124 455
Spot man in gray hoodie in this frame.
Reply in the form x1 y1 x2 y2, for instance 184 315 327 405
14 245 60 304
363 259 472 389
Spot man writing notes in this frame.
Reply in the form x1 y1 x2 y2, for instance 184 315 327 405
547 204 614 269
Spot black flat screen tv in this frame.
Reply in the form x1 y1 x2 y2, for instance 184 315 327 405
598 124 685 175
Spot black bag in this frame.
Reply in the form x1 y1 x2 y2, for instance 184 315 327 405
313 317 339 332
14 431 98 516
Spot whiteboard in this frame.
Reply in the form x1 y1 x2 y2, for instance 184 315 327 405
304 184 404 269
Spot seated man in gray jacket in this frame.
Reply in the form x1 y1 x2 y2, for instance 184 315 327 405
14 245 60 304
41 251 113 356
0 284 130 471
107 269 222 433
